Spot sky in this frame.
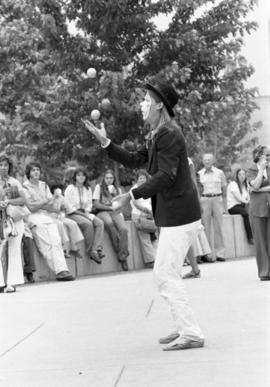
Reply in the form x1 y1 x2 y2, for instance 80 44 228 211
242 0 270 95
69 1 270 96
153 1 270 96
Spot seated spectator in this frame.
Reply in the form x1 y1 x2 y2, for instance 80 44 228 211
22 223 36 283
0 154 26 293
64 168 105 264
23 162 74 281
227 168 253 245
130 170 156 269
50 184 84 258
93 169 129 271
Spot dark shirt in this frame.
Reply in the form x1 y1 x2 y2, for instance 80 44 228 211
247 165 270 217
107 123 201 227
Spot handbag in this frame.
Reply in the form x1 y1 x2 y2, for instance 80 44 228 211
6 205 31 222
134 217 157 233
0 209 18 240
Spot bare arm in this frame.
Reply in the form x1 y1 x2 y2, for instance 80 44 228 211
93 199 113 211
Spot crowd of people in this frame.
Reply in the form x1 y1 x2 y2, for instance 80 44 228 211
0 78 269 354
0 156 159 293
0 144 269 295
0 145 269 294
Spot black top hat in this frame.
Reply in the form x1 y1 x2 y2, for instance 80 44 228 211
145 82 179 117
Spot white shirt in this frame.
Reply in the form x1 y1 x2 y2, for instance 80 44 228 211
226 181 249 210
198 166 226 195
130 184 152 218
64 184 93 214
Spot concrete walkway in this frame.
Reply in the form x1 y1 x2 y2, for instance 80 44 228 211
0 258 269 387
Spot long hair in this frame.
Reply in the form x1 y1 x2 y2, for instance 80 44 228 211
100 169 120 199
0 154 13 175
235 168 248 194
72 168 90 189
148 90 172 131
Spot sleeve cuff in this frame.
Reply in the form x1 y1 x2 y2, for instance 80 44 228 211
129 189 135 201
101 139 111 148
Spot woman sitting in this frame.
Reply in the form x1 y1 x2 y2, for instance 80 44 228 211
130 170 156 268
50 184 84 258
64 168 105 264
0 154 26 293
93 169 129 271
227 168 253 244
23 162 74 281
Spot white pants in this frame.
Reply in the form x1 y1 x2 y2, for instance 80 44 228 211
0 243 4 286
0 220 24 287
32 222 68 274
154 220 204 339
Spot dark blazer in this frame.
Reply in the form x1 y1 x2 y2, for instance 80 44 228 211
107 123 201 227
248 166 270 218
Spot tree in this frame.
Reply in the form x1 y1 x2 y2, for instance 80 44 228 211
0 0 259 183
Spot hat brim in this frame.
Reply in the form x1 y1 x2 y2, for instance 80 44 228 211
145 83 175 117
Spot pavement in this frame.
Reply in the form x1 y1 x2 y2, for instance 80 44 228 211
0 257 269 387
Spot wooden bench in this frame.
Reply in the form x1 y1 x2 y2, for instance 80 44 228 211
32 216 255 282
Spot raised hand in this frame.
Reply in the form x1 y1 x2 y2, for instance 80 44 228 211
82 119 108 146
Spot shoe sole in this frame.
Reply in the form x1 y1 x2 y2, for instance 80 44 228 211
159 333 180 344
162 340 205 351
183 273 201 279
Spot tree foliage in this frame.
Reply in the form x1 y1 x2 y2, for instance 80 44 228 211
0 0 259 183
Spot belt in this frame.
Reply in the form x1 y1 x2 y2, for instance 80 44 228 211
201 193 222 197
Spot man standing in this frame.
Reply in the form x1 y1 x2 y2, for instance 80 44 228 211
198 153 227 262
83 81 204 350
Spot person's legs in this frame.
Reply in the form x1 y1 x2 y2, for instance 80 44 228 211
212 197 225 259
201 197 214 260
97 211 119 253
137 229 156 265
111 212 129 260
31 223 69 274
250 216 269 278
68 213 94 255
266 216 270 277
22 235 36 282
183 247 200 279
154 223 204 345
91 215 105 252
62 217 84 251
228 205 253 241
6 219 24 287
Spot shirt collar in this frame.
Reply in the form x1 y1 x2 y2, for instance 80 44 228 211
203 166 214 174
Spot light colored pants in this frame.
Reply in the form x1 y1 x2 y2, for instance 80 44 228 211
154 220 203 339
0 219 24 286
132 215 156 264
0 242 5 286
188 224 211 258
32 222 68 274
97 211 129 260
67 213 104 255
201 196 225 259
250 215 270 278
137 230 156 264
52 217 84 251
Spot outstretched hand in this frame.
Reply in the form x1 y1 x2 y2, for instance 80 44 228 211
82 119 108 146
111 193 131 212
